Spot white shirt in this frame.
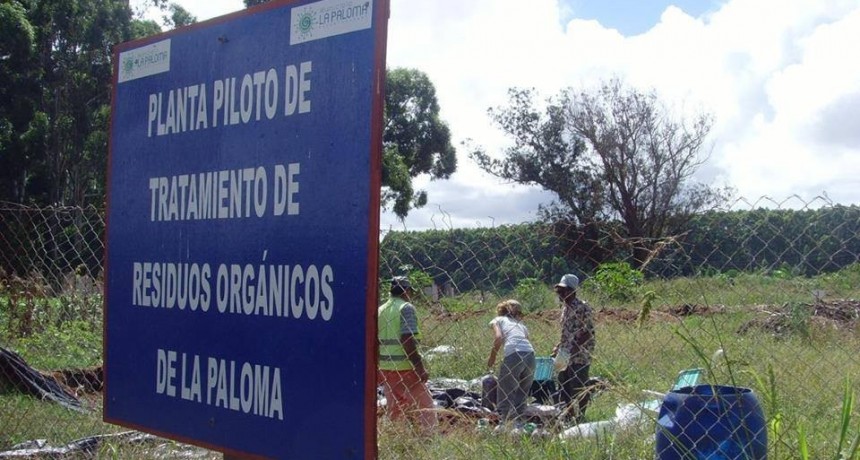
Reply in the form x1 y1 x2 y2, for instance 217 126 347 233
490 316 534 356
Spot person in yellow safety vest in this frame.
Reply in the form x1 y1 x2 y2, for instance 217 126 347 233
377 276 437 430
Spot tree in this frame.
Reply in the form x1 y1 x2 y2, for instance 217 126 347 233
162 3 196 29
0 1 39 203
0 0 456 215
29 0 135 206
473 78 731 266
470 88 603 224
384 68 456 218
130 18 162 39
0 0 139 206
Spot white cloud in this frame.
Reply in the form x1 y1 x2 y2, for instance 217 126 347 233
384 0 860 228
150 0 860 228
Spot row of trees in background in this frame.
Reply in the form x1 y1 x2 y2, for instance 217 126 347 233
380 206 860 292
1 202 855 299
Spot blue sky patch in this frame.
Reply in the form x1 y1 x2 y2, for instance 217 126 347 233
560 0 721 35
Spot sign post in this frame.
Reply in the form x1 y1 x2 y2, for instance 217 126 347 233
105 1 388 457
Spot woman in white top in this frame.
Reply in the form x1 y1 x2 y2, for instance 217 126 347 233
487 299 536 422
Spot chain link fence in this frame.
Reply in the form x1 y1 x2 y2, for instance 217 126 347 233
1 198 859 459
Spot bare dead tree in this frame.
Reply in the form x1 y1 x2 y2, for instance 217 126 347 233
564 78 731 266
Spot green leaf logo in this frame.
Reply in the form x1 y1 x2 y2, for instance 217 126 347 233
122 56 134 77
298 12 314 35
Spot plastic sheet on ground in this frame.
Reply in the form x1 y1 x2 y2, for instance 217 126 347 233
0 346 85 412
0 432 156 458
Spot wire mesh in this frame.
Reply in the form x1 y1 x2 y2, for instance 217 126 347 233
1 198 859 459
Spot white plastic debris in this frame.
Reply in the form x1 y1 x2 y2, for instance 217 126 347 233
559 420 614 439
523 404 560 421
558 403 649 440
424 345 457 361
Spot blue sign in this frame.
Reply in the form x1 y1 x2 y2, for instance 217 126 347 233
105 1 387 457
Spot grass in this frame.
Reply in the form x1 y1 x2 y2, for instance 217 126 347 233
395 267 860 459
0 394 106 446
2 267 860 458
394 305 860 459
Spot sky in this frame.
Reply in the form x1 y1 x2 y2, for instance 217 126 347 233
137 0 860 231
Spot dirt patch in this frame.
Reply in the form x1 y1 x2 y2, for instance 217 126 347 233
431 308 490 322
738 299 860 337
529 308 561 324
525 303 726 326
596 308 639 323
595 306 716 324
430 300 857 329
52 366 103 393
668 303 725 317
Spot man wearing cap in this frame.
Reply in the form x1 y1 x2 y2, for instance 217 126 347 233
377 276 436 430
552 273 595 423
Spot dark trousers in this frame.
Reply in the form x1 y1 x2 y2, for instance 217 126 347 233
557 363 591 422
529 379 556 404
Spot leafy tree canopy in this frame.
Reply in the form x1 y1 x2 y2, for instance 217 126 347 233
162 3 196 29
0 0 138 205
470 88 603 224
384 68 456 218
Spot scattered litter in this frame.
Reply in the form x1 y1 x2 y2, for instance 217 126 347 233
523 404 560 422
560 420 614 439
427 377 470 391
424 345 457 361
559 403 648 440
7 440 47 451
0 431 158 458
378 372 614 435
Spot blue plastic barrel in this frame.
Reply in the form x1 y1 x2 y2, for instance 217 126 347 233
656 385 767 460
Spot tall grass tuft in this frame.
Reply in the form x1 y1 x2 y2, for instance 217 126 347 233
798 378 860 460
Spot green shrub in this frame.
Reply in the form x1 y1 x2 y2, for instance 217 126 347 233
513 278 555 313
408 269 433 291
771 263 797 280
15 320 101 369
586 262 643 302
786 301 811 338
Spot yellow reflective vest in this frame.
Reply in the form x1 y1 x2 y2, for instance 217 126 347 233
378 297 419 371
